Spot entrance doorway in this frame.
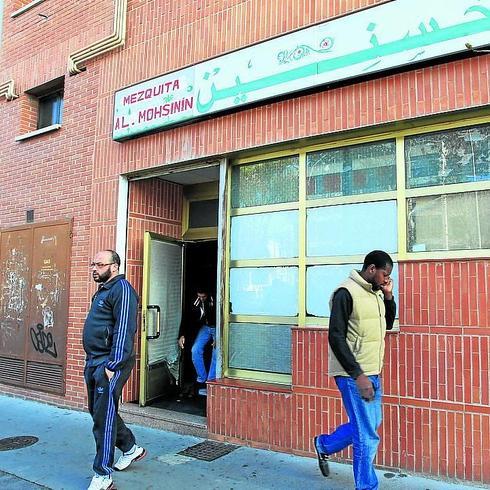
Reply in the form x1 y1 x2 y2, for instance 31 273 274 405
136 167 220 420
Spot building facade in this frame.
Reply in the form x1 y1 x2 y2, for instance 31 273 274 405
1 0 489 484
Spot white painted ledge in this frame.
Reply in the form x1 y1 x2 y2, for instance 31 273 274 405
15 124 61 141
11 0 45 18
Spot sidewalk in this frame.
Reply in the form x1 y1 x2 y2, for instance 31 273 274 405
0 395 485 490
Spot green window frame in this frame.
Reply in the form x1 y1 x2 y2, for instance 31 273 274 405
224 116 490 385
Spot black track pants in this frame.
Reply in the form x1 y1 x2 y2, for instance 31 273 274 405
84 358 136 476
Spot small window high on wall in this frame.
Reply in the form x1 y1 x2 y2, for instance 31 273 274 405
25 77 64 129
37 90 63 129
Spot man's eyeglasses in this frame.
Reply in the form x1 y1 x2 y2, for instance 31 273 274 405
90 262 114 269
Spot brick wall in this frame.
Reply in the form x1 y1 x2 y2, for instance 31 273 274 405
0 66 102 408
209 260 490 483
1 0 489 483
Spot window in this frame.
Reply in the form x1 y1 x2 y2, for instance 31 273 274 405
226 119 490 384
406 124 490 253
188 199 218 228
407 191 490 252
182 182 219 240
306 201 398 257
228 323 291 374
18 78 64 140
405 125 490 188
229 267 299 316
231 156 299 208
307 140 396 199
37 91 63 129
230 210 299 260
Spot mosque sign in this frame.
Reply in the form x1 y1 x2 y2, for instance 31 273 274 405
113 0 490 141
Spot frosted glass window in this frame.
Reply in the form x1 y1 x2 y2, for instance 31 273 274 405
229 323 291 374
307 140 396 199
307 200 397 257
231 156 299 208
405 124 490 189
231 211 299 260
306 263 399 317
407 190 490 252
229 267 298 316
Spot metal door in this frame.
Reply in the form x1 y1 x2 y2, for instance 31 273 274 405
25 224 70 391
0 229 31 377
0 221 71 393
139 232 183 406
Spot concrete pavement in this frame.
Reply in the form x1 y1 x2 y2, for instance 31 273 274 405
0 395 486 490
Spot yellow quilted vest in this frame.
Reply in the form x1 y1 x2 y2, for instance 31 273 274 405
328 270 387 377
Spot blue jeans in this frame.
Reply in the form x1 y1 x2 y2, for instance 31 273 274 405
316 375 382 490
191 325 216 383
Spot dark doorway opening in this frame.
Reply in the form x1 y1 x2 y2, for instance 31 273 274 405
149 240 217 417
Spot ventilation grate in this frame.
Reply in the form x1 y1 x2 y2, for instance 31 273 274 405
0 357 24 384
26 361 64 394
178 440 238 461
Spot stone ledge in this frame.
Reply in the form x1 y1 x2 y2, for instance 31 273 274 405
15 124 61 142
119 402 208 439
11 0 45 18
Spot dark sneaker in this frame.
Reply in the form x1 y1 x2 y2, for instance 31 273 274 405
314 436 330 477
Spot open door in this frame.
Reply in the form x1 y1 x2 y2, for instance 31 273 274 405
139 232 183 406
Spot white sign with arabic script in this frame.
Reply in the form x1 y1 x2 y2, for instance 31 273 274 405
113 0 490 140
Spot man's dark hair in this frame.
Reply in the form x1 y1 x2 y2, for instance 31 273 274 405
105 250 121 267
362 250 393 271
196 284 209 295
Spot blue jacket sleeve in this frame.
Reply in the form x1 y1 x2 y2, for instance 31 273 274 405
106 279 138 371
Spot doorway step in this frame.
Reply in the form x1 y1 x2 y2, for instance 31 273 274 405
120 403 207 438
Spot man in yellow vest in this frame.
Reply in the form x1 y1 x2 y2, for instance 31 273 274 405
314 250 396 490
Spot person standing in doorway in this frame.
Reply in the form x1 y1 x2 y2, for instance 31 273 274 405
83 250 146 490
178 286 217 396
313 250 396 490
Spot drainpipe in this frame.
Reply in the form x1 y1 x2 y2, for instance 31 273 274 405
0 80 18 100
68 0 127 75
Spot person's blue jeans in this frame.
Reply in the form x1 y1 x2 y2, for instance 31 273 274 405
191 325 216 383
316 375 382 490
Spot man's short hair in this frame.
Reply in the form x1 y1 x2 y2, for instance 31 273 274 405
105 250 121 267
196 285 208 295
362 250 393 271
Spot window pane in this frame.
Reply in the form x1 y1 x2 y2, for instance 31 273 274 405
405 125 490 188
307 200 397 257
306 263 398 317
189 199 218 228
229 267 298 316
306 140 396 199
38 93 63 129
407 190 490 252
229 323 291 374
231 156 299 208
231 211 298 260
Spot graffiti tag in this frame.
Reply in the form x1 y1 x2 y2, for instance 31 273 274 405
30 323 58 358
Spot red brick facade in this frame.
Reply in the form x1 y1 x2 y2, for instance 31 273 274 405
1 0 489 484
209 261 490 482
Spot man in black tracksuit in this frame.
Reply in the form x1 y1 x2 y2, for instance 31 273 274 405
83 250 146 490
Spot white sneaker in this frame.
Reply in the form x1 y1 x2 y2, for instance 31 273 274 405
87 473 114 490
114 444 147 471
